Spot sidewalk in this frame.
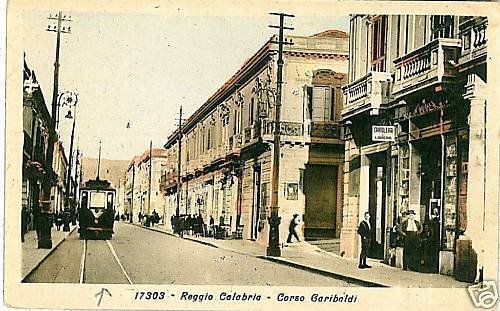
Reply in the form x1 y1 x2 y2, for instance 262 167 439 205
21 225 77 280
130 222 471 288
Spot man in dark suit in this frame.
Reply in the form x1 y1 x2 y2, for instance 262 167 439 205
397 210 422 271
357 212 372 269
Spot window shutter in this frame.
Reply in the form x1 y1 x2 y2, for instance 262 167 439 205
324 87 332 121
312 86 325 121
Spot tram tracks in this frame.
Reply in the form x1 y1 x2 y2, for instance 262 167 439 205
79 238 133 285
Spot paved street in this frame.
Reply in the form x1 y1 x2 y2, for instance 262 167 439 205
24 222 354 286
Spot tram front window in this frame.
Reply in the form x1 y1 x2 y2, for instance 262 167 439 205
90 192 106 209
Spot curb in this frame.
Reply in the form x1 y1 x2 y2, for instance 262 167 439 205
129 223 218 248
22 225 78 281
128 223 388 287
257 256 388 287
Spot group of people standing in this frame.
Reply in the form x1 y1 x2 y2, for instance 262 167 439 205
358 210 440 272
170 214 206 238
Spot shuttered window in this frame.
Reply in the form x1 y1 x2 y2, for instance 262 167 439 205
371 15 388 72
311 86 332 122
431 15 454 40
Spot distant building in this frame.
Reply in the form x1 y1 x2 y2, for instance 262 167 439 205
80 157 129 188
51 141 68 214
124 149 169 222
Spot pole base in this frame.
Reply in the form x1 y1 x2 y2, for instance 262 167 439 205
267 215 281 257
38 212 53 249
38 237 53 249
266 245 282 257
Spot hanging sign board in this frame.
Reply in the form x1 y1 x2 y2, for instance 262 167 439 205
372 125 396 142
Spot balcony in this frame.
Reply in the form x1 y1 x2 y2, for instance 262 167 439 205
242 124 262 146
261 119 304 140
307 122 341 140
459 17 487 69
341 71 393 119
393 38 461 99
159 172 179 191
227 134 242 156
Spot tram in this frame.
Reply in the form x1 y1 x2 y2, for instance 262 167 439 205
78 178 116 239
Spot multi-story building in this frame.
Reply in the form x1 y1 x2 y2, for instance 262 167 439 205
124 148 169 222
22 55 53 237
51 141 68 214
341 15 488 280
161 30 348 245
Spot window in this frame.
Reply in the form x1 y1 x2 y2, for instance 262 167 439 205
107 192 114 209
431 15 454 40
81 191 88 209
371 15 388 71
207 127 211 150
249 98 255 125
233 112 238 135
308 86 333 122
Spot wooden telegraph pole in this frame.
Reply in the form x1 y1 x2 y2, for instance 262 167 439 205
38 12 72 248
267 12 294 257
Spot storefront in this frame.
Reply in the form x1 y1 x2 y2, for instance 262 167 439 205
384 89 469 274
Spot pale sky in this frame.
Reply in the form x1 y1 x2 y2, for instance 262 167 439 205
23 9 348 160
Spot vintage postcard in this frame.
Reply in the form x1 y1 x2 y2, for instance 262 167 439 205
4 0 500 310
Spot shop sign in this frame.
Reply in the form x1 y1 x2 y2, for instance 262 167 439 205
372 125 396 142
412 99 449 117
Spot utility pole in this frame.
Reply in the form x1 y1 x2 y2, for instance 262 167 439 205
267 12 294 257
72 146 80 225
38 12 72 249
176 106 183 218
130 163 135 223
97 141 102 180
147 140 153 219
64 95 78 231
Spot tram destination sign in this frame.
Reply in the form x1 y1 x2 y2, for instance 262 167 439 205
372 125 396 142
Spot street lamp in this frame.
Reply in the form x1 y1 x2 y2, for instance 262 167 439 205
56 91 77 130
62 93 78 231
259 12 294 257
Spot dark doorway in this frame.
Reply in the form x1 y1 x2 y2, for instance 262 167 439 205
303 164 338 240
415 137 442 273
367 152 386 259
250 166 261 240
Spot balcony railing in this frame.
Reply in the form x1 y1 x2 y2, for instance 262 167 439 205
227 134 242 153
393 38 461 99
459 17 487 66
244 127 252 143
160 172 179 191
307 122 341 139
261 119 304 137
341 71 393 118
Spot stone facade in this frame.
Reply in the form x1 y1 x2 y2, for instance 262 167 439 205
341 15 490 281
124 149 169 222
161 30 348 245
22 55 53 235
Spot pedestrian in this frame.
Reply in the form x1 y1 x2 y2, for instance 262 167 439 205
177 215 185 238
21 207 28 242
209 216 215 237
186 214 192 235
397 210 422 271
138 211 142 223
170 215 176 232
151 209 159 226
286 214 301 243
55 211 63 231
196 214 205 237
357 212 372 269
